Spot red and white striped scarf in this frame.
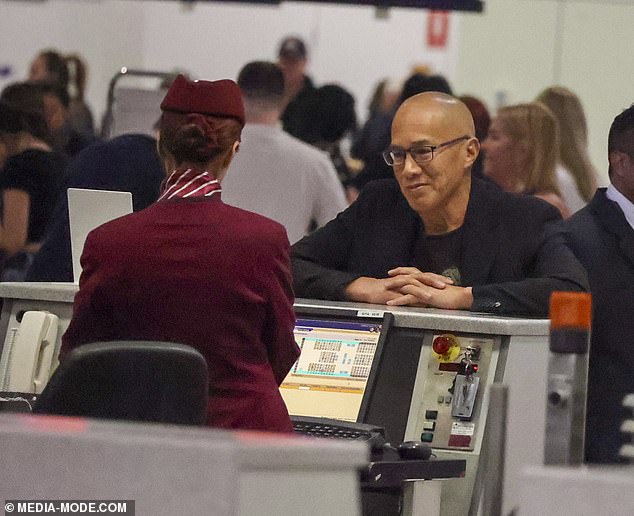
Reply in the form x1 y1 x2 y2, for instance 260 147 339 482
158 168 221 201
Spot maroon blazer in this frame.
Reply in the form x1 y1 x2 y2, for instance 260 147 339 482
61 194 300 432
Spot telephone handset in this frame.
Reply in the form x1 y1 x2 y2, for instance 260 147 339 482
1 311 59 394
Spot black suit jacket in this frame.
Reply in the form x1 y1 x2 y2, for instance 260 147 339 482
565 188 634 463
292 177 588 316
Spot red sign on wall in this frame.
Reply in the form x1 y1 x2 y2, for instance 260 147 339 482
427 10 450 49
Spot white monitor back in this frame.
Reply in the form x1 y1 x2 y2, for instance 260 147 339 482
68 188 133 283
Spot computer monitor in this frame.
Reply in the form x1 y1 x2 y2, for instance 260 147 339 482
68 188 133 283
361 326 431 442
280 312 393 423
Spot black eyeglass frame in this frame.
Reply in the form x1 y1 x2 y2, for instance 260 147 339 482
382 135 471 166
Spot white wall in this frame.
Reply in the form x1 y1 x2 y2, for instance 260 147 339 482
456 0 634 184
1 0 633 183
139 1 460 115
0 0 146 130
0 0 460 125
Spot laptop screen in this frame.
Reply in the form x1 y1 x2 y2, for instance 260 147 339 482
68 188 133 283
280 313 391 422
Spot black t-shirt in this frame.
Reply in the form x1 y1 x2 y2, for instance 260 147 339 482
411 226 464 285
0 149 67 243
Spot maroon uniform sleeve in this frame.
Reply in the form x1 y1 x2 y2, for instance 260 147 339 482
59 231 116 361
261 229 300 385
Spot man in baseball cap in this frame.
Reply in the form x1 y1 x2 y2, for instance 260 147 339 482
276 35 314 140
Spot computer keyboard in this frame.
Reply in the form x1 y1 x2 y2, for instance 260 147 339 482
291 415 386 450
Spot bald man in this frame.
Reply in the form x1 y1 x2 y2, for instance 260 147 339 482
291 93 588 315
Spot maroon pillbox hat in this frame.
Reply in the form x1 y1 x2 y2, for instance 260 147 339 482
160 74 245 126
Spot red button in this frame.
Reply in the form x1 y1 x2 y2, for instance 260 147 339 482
433 335 451 355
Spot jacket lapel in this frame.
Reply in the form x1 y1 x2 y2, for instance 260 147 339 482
391 192 421 266
460 179 502 286
620 234 634 269
592 190 634 269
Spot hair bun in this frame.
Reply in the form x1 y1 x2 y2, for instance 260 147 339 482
172 117 220 162
158 110 242 166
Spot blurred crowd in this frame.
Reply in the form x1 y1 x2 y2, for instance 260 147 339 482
0 38 599 280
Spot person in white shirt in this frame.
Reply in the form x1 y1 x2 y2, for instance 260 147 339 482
222 61 347 244
565 103 634 464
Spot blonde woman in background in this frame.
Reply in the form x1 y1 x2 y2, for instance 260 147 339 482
536 86 598 214
482 102 570 218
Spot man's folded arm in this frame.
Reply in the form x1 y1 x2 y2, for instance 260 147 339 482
291 204 362 300
471 222 589 316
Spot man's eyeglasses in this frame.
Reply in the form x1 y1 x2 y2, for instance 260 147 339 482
382 135 470 166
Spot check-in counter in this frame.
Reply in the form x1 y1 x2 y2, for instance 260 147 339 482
0 283 551 515
294 299 550 516
517 464 634 516
0 413 367 516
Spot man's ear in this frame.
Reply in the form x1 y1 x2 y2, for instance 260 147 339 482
609 150 627 178
465 137 480 168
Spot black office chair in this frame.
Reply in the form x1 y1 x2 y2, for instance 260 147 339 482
33 341 209 425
